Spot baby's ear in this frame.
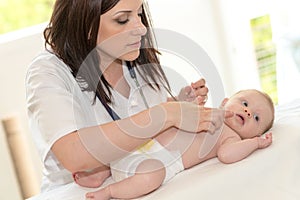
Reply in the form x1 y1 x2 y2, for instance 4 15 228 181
220 98 229 108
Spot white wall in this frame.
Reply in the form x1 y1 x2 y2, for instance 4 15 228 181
148 0 235 98
271 0 300 104
0 24 45 200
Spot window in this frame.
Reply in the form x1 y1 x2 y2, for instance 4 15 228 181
219 0 300 104
0 0 53 34
251 15 278 104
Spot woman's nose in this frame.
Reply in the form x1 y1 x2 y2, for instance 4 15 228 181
244 108 252 118
131 27 147 36
131 18 147 36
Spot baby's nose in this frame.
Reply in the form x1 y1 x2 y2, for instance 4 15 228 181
244 109 252 118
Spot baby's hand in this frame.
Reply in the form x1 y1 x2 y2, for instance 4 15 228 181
177 78 208 105
257 132 272 149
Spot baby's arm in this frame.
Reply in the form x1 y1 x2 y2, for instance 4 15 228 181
217 133 272 164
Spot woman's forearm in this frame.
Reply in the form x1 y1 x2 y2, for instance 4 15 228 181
52 102 176 172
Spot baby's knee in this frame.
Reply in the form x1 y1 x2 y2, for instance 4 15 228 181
136 159 166 189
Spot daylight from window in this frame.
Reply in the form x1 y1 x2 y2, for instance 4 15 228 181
0 0 53 34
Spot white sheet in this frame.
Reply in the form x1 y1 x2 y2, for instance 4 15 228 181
27 99 300 200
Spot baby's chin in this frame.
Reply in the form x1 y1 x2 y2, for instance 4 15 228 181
223 117 236 129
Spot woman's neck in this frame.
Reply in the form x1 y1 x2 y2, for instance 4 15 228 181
100 59 131 98
100 59 122 85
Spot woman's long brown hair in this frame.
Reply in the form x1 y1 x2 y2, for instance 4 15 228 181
44 0 171 105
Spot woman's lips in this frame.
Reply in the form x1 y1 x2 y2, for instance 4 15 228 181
127 41 141 48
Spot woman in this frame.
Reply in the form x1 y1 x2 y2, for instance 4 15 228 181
26 0 231 192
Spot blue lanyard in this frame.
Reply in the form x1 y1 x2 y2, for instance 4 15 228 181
98 62 144 121
127 62 150 109
97 93 121 120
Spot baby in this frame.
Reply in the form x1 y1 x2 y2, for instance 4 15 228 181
76 89 274 200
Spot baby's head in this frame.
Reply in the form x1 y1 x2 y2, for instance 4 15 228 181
220 89 274 139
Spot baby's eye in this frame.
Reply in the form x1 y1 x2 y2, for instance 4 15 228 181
254 114 260 122
242 101 248 107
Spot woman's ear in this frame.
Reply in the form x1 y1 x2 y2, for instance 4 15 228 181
220 98 229 108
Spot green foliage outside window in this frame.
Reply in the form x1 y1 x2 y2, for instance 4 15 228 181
0 0 53 34
251 15 278 105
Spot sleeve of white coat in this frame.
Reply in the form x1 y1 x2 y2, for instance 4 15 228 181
25 62 87 162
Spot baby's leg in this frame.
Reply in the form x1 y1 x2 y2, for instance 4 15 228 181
73 166 110 188
86 159 166 200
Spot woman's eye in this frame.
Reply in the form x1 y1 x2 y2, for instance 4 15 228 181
116 15 129 24
117 18 129 24
254 114 260 122
242 101 248 107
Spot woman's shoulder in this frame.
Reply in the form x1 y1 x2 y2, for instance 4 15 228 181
25 50 76 87
26 50 75 80
28 50 70 73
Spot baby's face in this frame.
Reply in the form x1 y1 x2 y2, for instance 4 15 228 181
223 90 273 139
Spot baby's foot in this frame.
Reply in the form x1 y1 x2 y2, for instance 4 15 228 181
74 170 110 188
86 187 111 200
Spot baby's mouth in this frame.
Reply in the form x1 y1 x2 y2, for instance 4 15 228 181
235 114 245 125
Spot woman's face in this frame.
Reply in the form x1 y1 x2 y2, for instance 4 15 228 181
97 0 147 62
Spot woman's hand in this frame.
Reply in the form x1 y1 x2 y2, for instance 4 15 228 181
165 101 234 134
177 78 208 105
